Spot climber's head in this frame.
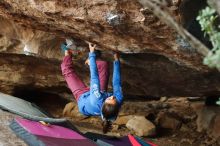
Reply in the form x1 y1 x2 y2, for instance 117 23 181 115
101 96 119 133
104 95 117 105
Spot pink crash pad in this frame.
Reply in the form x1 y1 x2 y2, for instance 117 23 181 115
128 134 141 146
15 118 86 139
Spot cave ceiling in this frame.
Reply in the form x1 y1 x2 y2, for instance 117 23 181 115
0 0 220 98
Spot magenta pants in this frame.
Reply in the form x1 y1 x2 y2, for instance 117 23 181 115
61 55 109 101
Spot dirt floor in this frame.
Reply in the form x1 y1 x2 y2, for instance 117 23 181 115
28 94 220 146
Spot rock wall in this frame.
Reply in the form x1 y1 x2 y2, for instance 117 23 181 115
0 0 220 97
0 53 65 94
0 0 207 69
0 17 63 59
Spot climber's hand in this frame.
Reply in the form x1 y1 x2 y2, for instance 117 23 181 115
65 50 73 56
85 58 90 66
89 43 96 53
61 43 72 56
113 52 120 61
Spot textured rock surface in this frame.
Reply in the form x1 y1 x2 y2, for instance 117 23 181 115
115 115 134 125
192 103 220 143
0 17 63 59
0 109 27 146
156 112 182 130
208 0 220 16
0 0 220 97
0 53 67 95
126 116 156 136
63 102 86 118
0 0 206 68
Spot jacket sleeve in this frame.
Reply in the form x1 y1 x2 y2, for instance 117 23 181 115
89 52 102 104
113 60 123 105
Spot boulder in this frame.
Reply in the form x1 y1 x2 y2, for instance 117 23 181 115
210 114 220 139
126 116 156 137
156 112 182 130
192 103 217 132
160 97 168 102
63 102 85 118
0 1 220 97
192 103 220 142
115 115 134 125
63 102 76 117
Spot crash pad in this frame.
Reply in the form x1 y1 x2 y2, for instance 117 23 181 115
10 118 97 146
0 92 66 123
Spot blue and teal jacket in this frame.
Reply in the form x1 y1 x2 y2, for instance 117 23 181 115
78 52 123 117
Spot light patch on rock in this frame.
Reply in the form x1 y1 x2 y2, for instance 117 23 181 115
126 116 156 137
210 115 220 139
63 102 76 117
160 96 168 102
0 72 22 83
42 1 56 13
115 115 134 125
194 105 216 132
0 36 12 52
63 102 85 118
191 103 220 143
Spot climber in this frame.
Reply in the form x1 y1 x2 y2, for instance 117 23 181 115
61 42 123 133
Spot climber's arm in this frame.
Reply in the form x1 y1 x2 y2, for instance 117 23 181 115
113 53 123 105
88 43 102 103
